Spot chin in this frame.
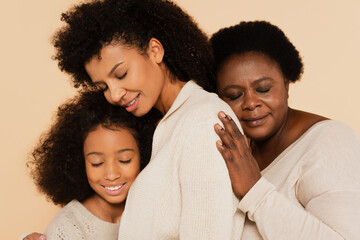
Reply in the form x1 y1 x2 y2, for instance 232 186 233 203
130 108 144 117
244 130 269 142
132 112 143 117
132 107 151 117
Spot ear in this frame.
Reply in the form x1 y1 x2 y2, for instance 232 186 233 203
148 38 164 64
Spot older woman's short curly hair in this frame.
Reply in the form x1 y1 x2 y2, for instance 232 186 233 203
28 91 160 206
210 20 303 85
52 0 215 91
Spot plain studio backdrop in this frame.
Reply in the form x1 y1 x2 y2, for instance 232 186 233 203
1 0 359 239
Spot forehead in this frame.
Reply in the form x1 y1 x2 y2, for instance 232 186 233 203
217 52 283 84
84 43 144 77
87 44 129 65
84 125 138 150
220 52 279 73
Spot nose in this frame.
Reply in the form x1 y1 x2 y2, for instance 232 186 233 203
107 81 126 104
104 161 121 181
242 92 261 111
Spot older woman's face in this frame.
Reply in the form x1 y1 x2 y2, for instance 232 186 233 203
216 51 289 141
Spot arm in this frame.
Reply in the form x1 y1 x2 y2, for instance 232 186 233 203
215 114 360 240
178 115 243 240
239 177 345 240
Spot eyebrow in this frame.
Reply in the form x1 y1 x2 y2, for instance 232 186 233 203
86 148 134 157
221 77 273 92
252 77 273 85
109 62 124 76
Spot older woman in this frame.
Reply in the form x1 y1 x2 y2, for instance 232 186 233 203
211 21 360 239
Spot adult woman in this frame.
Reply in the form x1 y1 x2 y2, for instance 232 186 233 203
27 91 158 239
211 21 360 239
33 0 244 239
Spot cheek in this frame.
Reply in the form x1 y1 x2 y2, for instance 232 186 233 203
85 168 97 184
275 94 288 110
224 100 243 119
126 164 140 181
262 91 288 110
263 98 288 123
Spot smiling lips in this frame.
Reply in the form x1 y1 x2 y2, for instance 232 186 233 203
242 114 268 127
103 183 126 196
123 94 140 112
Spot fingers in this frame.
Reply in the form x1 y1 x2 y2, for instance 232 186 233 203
243 134 250 148
214 123 237 150
216 111 248 151
214 112 262 198
216 139 235 162
23 233 46 240
218 111 243 140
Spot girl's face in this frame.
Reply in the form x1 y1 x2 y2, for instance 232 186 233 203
85 39 166 117
216 51 289 141
83 125 140 206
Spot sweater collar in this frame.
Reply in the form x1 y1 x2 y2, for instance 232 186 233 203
158 80 201 123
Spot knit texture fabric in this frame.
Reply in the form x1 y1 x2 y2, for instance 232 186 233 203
44 200 119 240
118 81 245 239
238 120 360 240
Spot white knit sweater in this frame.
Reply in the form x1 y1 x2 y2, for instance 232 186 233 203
118 81 245 239
239 120 360 239
44 200 120 240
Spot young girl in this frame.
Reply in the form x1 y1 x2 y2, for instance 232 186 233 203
27 91 159 239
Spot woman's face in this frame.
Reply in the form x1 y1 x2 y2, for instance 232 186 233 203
85 39 166 117
83 125 141 206
216 51 289 141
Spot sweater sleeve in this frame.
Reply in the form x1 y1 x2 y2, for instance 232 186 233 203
178 116 241 240
238 122 360 240
44 202 87 240
45 216 85 240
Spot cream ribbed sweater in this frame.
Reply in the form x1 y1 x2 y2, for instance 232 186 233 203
118 81 244 239
44 200 120 239
239 120 360 240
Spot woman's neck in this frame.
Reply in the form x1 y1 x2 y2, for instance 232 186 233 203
82 195 125 223
251 108 328 170
154 77 186 115
251 108 292 170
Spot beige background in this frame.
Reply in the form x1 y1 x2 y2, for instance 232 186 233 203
1 0 359 239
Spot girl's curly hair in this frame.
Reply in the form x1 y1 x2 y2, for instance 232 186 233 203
210 20 304 86
28 91 161 206
52 0 215 91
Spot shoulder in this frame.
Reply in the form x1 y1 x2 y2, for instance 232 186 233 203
166 81 239 127
296 120 360 191
182 86 238 125
293 120 360 205
288 108 358 148
293 119 360 161
44 200 85 238
304 120 360 146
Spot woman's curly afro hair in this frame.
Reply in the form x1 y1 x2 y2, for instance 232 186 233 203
28 91 161 206
52 0 215 91
210 20 303 85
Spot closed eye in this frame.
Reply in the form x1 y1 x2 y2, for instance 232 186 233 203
116 72 127 80
226 93 243 101
120 159 131 164
256 87 270 93
91 162 103 167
